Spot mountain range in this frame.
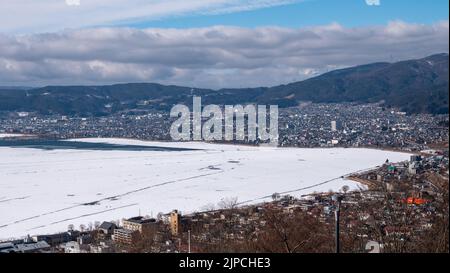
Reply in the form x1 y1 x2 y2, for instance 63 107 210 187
0 53 448 116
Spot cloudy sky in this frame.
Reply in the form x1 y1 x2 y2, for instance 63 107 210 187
0 0 448 88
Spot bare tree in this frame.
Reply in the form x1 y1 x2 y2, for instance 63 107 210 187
79 224 86 232
218 197 238 210
245 209 333 253
200 203 216 212
271 193 280 201
415 173 449 252
342 185 350 194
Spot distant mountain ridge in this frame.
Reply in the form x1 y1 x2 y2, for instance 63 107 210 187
0 54 448 116
264 53 449 114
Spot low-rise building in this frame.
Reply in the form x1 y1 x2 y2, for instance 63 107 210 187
98 221 118 237
113 228 139 245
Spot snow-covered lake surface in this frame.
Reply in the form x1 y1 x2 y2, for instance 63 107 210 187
0 138 411 239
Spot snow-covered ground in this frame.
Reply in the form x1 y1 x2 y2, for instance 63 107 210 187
0 133 25 138
0 138 411 239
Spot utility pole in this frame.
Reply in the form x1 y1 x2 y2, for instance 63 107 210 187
188 230 191 254
332 194 344 253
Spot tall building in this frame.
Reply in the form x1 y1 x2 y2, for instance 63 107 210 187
331 120 337 132
170 210 181 236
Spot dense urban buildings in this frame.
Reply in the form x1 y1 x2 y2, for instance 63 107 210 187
1 103 448 151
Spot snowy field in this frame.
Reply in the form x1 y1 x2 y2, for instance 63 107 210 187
0 138 411 239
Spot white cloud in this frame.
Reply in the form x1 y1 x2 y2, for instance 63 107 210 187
0 0 303 33
65 0 81 6
365 0 380 6
0 21 448 88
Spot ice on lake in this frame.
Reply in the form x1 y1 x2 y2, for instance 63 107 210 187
0 138 411 239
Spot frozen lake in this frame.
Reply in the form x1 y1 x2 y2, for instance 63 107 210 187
0 138 411 239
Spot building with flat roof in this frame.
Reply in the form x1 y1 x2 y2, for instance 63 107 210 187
0 241 50 253
113 229 139 245
112 216 157 245
123 216 156 233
